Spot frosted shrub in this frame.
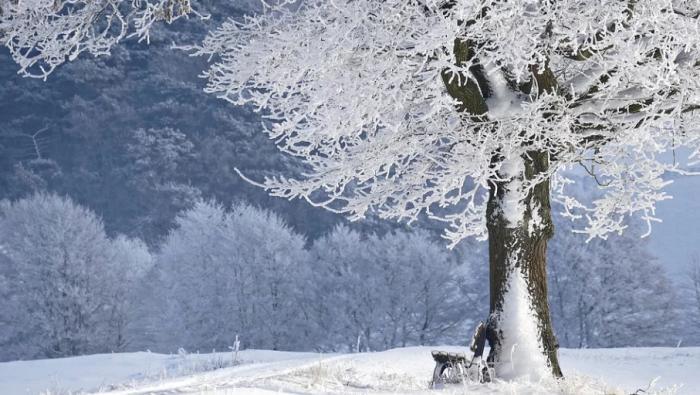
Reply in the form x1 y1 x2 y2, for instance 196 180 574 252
155 200 309 352
0 193 151 360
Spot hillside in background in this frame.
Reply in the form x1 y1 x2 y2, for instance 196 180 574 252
0 2 343 245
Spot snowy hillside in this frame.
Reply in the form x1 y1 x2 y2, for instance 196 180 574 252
1 347 698 395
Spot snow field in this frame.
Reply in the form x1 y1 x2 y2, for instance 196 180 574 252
1 347 697 394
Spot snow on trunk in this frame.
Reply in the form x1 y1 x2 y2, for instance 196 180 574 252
492 155 551 381
496 257 550 381
499 156 526 229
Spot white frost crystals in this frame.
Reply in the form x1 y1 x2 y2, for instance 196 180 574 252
0 0 194 79
189 0 700 246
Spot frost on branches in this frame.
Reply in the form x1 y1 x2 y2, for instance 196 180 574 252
188 0 700 378
0 0 195 79
192 0 700 245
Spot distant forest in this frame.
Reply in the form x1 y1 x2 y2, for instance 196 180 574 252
0 2 345 246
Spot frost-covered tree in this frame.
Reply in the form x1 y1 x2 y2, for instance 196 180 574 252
0 193 151 360
0 242 19 359
155 201 236 351
156 200 308 352
188 0 700 378
5 0 700 379
380 230 470 347
548 218 677 348
307 226 470 352
104 235 153 351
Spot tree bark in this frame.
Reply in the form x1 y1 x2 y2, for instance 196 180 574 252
485 151 563 378
440 35 563 378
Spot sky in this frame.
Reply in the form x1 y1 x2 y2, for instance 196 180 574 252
649 173 700 280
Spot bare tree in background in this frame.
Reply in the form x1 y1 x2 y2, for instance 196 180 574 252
684 253 700 343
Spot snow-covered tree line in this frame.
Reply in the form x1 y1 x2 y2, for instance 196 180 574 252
303 225 475 352
0 194 478 359
147 201 476 353
0 192 693 361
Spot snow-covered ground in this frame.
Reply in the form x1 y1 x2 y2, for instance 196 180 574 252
1 347 698 395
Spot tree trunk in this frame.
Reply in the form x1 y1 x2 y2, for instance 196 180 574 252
485 151 563 379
